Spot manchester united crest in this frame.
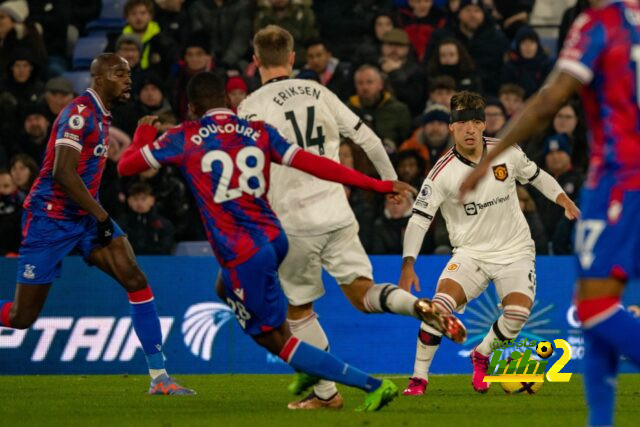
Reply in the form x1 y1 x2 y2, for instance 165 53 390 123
492 164 508 181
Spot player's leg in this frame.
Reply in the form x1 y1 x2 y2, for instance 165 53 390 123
0 284 51 329
405 256 486 395
223 234 398 411
85 224 194 395
322 225 418 317
278 233 341 409
472 258 535 393
1 213 74 329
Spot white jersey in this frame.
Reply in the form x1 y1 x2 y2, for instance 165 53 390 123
412 139 538 264
238 78 396 235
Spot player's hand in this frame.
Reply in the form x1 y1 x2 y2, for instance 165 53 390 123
391 180 417 198
137 115 159 128
94 216 114 247
398 264 420 293
459 162 489 201
564 200 581 220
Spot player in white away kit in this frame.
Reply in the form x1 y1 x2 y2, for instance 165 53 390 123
239 25 466 409
399 91 580 395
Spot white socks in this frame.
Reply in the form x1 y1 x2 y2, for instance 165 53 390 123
363 283 417 317
288 312 338 400
476 305 531 356
412 323 443 380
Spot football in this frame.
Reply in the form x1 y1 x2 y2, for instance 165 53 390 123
536 341 554 359
500 354 544 395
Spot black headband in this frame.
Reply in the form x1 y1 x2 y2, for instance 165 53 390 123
450 108 485 123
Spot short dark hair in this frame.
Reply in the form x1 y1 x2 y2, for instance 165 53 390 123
0 168 10 176
451 90 486 111
304 37 328 51
498 83 525 99
123 0 154 18
128 181 153 197
429 75 456 93
187 72 226 115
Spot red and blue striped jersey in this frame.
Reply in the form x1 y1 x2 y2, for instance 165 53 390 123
558 0 640 190
24 88 111 219
141 108 299 267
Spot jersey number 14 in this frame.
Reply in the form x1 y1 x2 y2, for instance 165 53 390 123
285 106 326 155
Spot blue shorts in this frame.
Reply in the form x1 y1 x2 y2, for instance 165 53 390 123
220 233 289 336
575 177 640 280
17 212 125 284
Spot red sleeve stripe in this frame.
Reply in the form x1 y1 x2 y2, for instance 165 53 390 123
128 287 155 304
429 152 455 181
278 336 301 363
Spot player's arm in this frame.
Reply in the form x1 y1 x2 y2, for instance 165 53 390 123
459 70 582 198
328 90 397 180
117 117 159 176
52 146 109 222
288 149 414 195
398 179 441 293
514 147 581 220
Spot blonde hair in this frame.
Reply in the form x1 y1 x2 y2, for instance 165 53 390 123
253 25 294 67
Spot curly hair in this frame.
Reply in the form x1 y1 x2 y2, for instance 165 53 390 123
450 90 486 111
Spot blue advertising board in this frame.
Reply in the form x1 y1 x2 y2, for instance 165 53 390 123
1 256 639 375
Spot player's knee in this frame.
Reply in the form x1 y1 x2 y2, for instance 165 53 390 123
342 277 372 313
121 267 148 292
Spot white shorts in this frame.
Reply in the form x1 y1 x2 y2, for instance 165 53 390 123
279 222 373 306
438 254 536 312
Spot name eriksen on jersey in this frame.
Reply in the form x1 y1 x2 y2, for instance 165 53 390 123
272 85 321 106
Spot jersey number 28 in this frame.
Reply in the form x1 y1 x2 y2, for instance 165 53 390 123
201 146 266 203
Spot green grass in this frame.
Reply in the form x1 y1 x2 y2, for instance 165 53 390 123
1 374 639 426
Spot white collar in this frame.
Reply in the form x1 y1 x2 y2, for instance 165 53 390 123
204 108 235 117
87 88 110 116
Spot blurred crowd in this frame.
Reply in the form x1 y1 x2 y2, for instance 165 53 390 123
0 0 589 256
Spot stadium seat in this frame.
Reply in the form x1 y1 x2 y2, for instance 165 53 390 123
72 36 108 70
60 71 92 96
539 36 558 58
173 241 214 257
85 0 126 33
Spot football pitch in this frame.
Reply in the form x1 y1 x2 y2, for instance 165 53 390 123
1 374 640 426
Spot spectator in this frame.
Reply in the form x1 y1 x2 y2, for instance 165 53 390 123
371 194 416 254
396 149 426 189
155 110 178 133
399 105 451 166
1 48 44 109
0 88 19 139
353 11 395 67
500 26 553 98
99 130 128 222
484 97 506 138
0 168 22 254
117 0 176 75
0 0 48 82
427 0 509 94
154 0 189 45
114 34 144 96
28 0 71 77
491 0 533 41
558 0 589 55
121 182 175 255
301 38 353 101
225 76 248 113
255 0 319 69
516 186 548 255
10 104 50 161
397 0 446 63
379 28 428 117
70 0 101 36
424 75 456 110
9 153 38 195
312 0 393 61
535 134 583 254
40 76 74 123
498 83 524 118
188 0 252 70
168 30 217 121
347 64 412 152
426 37 481 92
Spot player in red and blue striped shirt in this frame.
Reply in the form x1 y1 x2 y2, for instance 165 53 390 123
118 72 417 410
0 54 193 395
461 1 640 424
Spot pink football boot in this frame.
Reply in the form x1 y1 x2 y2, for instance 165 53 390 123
470 348 491 393
402 377 427 396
